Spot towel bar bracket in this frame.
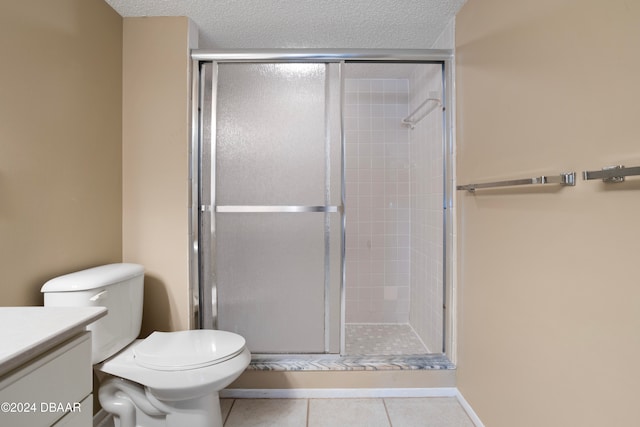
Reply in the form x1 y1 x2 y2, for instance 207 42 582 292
582 165 640 183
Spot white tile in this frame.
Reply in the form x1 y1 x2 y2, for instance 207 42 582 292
384 397 475 427
224 399 308 427
308 398 390 427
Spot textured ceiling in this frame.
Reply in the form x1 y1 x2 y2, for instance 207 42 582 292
104 0 466 49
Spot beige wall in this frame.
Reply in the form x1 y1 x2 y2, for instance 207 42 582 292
455 0 640 425
122 17 196 335
0 0 123 305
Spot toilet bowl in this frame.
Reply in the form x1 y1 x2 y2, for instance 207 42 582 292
41 263 250 427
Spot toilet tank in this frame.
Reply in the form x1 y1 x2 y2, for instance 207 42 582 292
41 263 144 364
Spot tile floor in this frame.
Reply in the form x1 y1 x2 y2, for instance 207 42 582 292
220 397 475 427
345 324 429 355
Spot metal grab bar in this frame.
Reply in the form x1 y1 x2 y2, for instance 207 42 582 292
401 97 442 129
582 165 640 183
214 205 342 213
457 172 576 192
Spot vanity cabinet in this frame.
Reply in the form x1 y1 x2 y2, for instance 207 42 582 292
0 307 106 427
0 332 92 427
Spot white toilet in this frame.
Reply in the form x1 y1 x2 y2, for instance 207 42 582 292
41 263 250 427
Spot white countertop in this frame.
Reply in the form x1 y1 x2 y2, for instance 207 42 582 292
0 306 106 376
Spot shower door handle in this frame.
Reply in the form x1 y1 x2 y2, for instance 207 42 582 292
214 205 343 213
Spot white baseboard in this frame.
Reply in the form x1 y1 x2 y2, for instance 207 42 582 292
220 387 458 399
455 390 485 427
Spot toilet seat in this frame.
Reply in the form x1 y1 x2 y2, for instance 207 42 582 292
133 330 246 371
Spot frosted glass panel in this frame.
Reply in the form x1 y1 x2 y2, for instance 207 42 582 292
216 63 327 205
212 62 342 354
216 214 326 353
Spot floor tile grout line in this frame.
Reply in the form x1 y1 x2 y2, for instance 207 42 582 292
222 398 236 426
382 398 394 427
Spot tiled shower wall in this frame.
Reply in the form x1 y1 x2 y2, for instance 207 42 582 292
408 66 444 353
344 78 411 323
344 67 444 353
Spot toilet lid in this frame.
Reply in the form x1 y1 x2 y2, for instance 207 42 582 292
133 330 246 371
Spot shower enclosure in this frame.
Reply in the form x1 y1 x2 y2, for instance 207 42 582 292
190 50 454 358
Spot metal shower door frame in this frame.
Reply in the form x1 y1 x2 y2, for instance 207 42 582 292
188 49 456 359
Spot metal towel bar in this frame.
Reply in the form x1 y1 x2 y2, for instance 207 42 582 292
457 172 576 192
582 165 640 183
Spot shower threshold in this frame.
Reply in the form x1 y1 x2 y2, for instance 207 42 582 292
247 353 454 371
247 323 453 371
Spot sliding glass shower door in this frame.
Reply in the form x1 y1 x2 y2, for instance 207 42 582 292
200 63 342 354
